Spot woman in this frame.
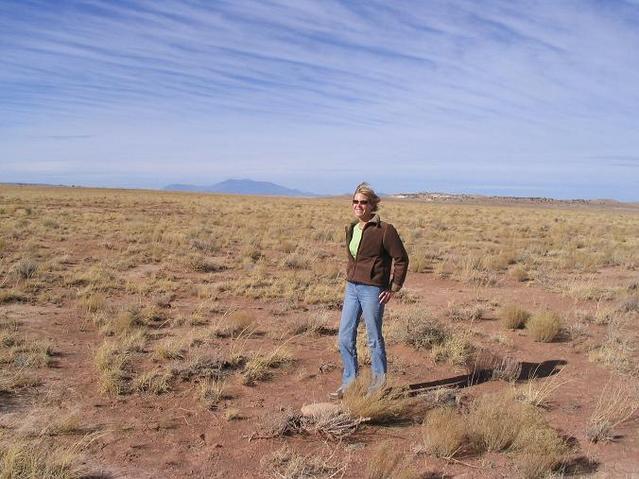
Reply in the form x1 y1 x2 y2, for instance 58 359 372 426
332 182 409 399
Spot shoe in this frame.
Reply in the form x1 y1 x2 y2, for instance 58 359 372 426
328 387 344 400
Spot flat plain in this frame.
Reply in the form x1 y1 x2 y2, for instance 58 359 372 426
1 184 638 479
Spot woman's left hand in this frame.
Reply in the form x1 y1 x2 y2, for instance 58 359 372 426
378 290 394 305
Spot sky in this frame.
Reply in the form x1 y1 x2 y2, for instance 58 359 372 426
1 0 639 200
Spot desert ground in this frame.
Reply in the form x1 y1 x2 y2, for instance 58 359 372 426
1 184 638 479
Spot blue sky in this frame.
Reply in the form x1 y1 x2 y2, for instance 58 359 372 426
2 0 639 200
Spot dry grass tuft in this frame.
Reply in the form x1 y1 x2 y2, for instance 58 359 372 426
188 255 225 273
422 406 467 458
467 390 538 452
199 378 227 409
446 303 485 322
366 441 406 479
0 289 28 304
11 258 38 280
0 433 85 479
386 307 448 350
286 310 333 336
526 311 561 342
210 310 256 338
224 408 243 421
94 341 129 395
588 316 638 375
153 337 187 361
499 305 531 329
587 380 639 443
341 376 419 424
0 333 54 368
514 368 572 408
42 412 85 437
78 292 106 314
512 424 570 479
241 346 294 386
133 371 173 394
431 329 475 367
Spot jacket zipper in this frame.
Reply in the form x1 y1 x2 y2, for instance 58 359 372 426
352 222 368 269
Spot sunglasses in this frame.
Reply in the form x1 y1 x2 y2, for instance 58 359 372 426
352 199 369 205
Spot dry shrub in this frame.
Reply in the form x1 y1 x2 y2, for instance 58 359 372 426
431 330 475 367
512 425 570 479
286 310 332 336
281 252 310 270
418 390 569 476
341 376 419 424
258 408 303 438
11 258 38 280
188 255 225 273
355 330 371 366
469 391 569 476
386 308 448 350
422 407 467 458
210 310 256 338
579 304 615 325
468 391 536 452
588 316 637 375
618 296 639 313
446 304 485 322
526 311 561 342
587 380 639 443
257 405 365 441
499 305 531 329
261 445 347 479
304 411 365 441
0 290 28 304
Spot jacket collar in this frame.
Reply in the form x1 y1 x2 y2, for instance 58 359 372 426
350 214 381 228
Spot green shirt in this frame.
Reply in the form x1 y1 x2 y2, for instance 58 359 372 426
349 223 364 258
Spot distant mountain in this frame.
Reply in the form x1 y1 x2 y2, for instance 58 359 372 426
164 179 315 196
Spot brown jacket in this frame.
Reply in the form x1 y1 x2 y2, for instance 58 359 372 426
345 214 409 292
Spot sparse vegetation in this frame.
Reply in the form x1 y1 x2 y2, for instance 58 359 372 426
2 185 639 477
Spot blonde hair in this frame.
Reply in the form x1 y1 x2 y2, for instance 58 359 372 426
353 182 381 212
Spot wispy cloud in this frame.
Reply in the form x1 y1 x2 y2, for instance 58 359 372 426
1 0 639 199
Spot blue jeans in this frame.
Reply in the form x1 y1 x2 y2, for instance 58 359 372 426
338 281 387 388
